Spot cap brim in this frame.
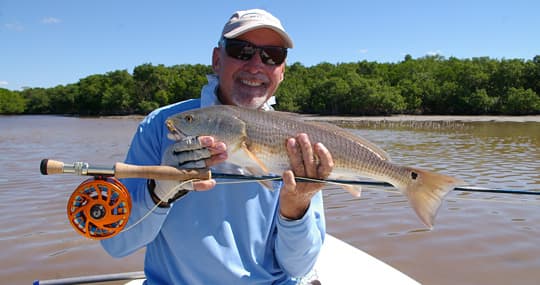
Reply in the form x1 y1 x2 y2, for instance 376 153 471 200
223 25 294 48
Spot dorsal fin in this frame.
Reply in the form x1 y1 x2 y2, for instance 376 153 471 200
304 120 392 161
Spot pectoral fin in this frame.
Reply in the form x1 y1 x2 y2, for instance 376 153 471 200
342 184 362 197
236 142 274 190
240 142 269 173
330 175 362 197
244 167 275 190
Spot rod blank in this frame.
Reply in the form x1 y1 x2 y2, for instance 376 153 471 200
211 173 540 196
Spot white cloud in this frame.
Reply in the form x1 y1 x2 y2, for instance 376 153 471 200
358 49 369 54
0 81 8 86
426 50 443 56
42 17 61 24
5 22 24 31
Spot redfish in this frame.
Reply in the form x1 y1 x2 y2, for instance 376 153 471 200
166 105 463 228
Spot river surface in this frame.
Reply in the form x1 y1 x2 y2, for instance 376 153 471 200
0 115 539 285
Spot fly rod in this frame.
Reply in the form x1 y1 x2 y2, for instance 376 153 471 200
41 159 539 196
40 159 538 240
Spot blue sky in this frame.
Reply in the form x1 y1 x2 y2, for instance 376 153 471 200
1 0 539 91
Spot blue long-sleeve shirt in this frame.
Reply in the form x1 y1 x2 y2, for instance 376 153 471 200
101 76 325 284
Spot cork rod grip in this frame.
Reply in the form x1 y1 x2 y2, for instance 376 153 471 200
40 159 64 175
114 162 211 181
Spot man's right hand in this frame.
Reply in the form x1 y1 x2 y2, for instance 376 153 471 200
150 136 227 206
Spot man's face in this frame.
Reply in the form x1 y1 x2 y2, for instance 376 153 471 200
212 28 286 109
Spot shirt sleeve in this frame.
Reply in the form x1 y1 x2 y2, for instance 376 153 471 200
274 191 326 277
100 111 171 257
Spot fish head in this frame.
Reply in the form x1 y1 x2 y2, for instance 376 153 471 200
165 106 247 144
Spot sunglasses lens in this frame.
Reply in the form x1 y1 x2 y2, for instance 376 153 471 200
225 40 255 61
224 39 287 65
260 47 287 65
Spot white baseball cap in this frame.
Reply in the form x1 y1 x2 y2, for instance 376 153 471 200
221 9 294 48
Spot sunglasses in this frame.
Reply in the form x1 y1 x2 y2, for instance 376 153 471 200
221 38 288 66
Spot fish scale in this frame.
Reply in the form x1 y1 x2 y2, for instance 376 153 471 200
231 107 385 172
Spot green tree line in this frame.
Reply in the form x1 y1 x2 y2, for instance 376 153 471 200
1 55 539 116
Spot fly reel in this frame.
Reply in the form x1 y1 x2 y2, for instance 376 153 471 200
41 159 210 240
67 176 131 240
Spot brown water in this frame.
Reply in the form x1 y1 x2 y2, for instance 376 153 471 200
1 115 539 285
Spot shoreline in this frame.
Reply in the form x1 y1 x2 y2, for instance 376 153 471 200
304 114 540 123
5 113 540 123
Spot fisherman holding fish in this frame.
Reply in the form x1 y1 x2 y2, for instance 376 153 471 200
101 9 332 284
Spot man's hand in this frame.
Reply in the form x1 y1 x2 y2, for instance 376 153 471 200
151 136 227 206
279 133 333 220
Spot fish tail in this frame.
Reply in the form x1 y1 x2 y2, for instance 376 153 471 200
400 167 464 229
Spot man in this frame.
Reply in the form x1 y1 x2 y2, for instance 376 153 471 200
101 9 333 285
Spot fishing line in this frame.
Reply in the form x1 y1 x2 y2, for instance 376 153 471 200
120 201 163 234
120 179 198 234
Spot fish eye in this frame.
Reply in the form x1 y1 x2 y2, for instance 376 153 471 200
184 115 194 123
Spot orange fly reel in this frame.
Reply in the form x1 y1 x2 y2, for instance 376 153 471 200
67 176 131 240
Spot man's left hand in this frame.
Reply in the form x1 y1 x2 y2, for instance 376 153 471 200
279 133 333 220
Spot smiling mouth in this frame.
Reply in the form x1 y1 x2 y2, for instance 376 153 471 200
241 79 265 87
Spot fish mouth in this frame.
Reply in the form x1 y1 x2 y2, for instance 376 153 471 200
165 119 187 140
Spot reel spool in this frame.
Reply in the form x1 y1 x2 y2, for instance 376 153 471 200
67 176 131 240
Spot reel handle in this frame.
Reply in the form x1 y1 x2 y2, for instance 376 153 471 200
40 159 211 181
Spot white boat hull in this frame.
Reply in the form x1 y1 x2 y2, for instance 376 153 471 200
312 234 419 284
124 234 420 285
35 234 419 284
